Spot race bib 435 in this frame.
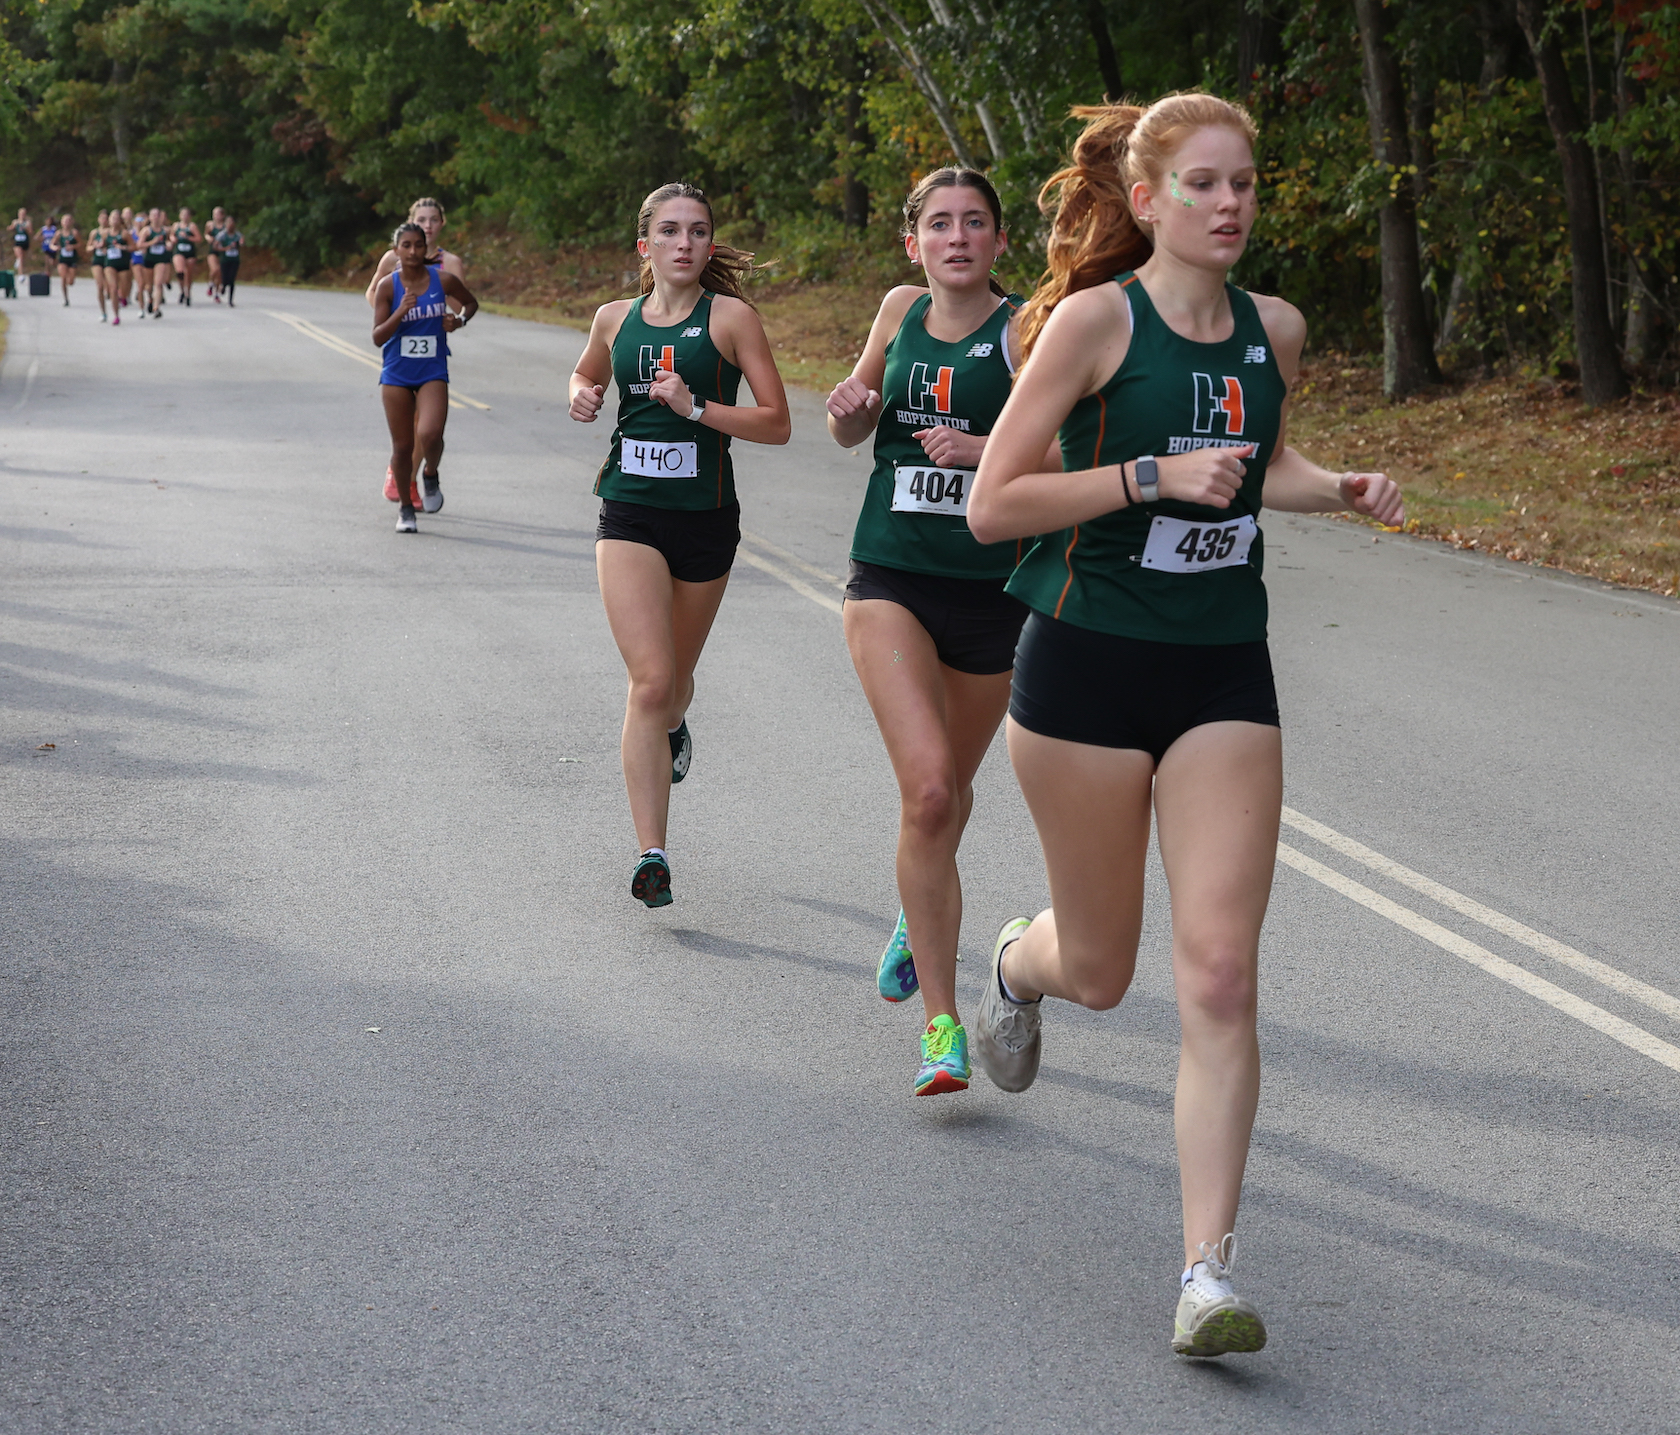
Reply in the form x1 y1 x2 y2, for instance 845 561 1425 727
1139 514 1258 573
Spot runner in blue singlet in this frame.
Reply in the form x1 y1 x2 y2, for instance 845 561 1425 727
371 221 478 533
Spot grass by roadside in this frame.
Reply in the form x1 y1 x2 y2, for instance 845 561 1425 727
279 222 1678 598
1289 363 1680 597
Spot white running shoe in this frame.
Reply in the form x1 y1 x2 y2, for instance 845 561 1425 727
396 507 418 534
972 917 1041 1092
1172 1235 1268 1357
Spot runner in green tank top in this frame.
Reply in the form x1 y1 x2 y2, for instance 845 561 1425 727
595 290 743 510
966 96 1404 1359
827 168 1049 1099
569 182 790 909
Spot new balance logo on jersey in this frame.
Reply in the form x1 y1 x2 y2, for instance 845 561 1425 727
908 362 955 414
681 327 704 338
1244 345 1268 364
966 342 995 358
1192 373 1246 435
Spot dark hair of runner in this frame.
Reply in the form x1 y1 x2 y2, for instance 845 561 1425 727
391 221 427 248
1018 92 1256 364
634 182 756 307
902 168 1008 299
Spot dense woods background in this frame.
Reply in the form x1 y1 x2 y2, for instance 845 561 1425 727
2 0 1677 394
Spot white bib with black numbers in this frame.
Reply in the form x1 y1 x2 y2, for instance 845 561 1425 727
400 335 437 359
621 438 698 480
1139 514 1258 573
891 464 973 516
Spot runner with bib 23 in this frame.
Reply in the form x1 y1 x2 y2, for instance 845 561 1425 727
966 93 1403 1359
826 168 1050 1099
568 182 790 910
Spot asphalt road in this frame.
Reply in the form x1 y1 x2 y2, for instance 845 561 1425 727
4 284 1679 1434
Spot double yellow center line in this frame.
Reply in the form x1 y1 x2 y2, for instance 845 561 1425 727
265 309 491 412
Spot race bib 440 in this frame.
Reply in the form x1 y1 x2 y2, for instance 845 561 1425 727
1139 514 1258 573
891 464 973 515
621 439 698 480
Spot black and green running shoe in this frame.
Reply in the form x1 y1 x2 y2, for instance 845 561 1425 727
631 850 672 908
669 720 692 784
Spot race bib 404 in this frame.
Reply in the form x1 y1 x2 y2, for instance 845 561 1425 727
1139 514 1258 573
891 464 973 515
621 438 698 480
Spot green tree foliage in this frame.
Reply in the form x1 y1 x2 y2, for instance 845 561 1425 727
2 0 1675 381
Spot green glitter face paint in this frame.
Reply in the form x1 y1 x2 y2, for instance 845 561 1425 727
1169 172 1195 207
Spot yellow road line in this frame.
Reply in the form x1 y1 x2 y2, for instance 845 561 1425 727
734 542 842 614
1276 843 1680 1074
264 310 491 411
1281 806 1680 1023
739 529 845 592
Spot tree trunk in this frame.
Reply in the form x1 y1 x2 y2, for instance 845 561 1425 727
110 61 131 174
840 40 871 231
1087 0 1122 100
1353 0 1440 399
1237 2 1285 99
1614 26 1653 366
1475 0 1522 91
1516 0 1628 403
856 0 981 169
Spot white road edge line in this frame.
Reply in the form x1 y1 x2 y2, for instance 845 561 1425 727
264 310 491 412
1280 806 1680 1023
1277 842 1680 1074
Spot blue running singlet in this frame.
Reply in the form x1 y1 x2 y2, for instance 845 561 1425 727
379 266 451 388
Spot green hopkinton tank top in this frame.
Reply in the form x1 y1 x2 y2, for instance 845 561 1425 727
594 291 744 510
850 292 1024 580
1007 273 1287 644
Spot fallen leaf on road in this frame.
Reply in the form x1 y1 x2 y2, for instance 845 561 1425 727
36 743 55 750
365 1026 381 1034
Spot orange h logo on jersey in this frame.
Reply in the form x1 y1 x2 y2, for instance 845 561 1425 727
639 344 679 383
909 362 955 415
1192 373 1246 435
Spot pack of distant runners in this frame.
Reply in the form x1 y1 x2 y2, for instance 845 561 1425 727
8 203 244 322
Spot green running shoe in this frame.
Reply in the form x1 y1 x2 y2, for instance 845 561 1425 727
631 850 672 908
669 720 692 784
876 909 918 1002
914 1014 969 1096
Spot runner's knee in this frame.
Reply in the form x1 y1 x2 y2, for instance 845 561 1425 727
902 773 961 840
627 669 678 716
1175 942 1258 1024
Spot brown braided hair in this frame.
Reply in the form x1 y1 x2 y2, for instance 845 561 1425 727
1018 93 1257 363
635 182 756 307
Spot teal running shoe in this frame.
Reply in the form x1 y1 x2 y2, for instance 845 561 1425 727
876 909 918 1002
915 1014 969 1096
631 850 672 908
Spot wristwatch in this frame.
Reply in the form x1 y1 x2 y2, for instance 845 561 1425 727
1135 454 1160 504
686 396 706 423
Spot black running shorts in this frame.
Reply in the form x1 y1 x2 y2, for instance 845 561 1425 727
596 498 740 584
844 559 1028 676
1009 610 1279 761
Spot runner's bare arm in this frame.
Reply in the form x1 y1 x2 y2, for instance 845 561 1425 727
827 285 925 449
1253 295 1404 524
647 296 791 445
365 252 399 309
439 272 478 328
568 300 630 422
